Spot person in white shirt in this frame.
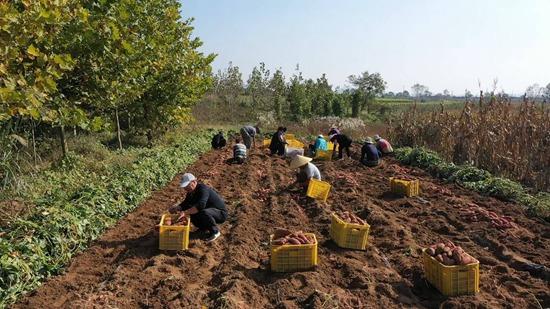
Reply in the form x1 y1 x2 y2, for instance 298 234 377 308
289 155 321 190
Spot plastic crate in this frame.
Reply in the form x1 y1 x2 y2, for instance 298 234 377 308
422 249 480 296
285 133 296 140
287 139 305 149
389 177 420 197
159 214 190 251
323 137 335 151
270 233 318 272
262 139 271 147
306 178 331 202
315 149 333 161
285 147 304 158
330 213 370 250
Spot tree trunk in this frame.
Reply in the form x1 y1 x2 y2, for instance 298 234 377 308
73 126 77 137
60 126 68 157
115 108 123 150
31 124 37 166
127 112 131 131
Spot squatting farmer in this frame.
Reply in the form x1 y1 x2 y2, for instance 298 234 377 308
360 137 381 167
211 131 227 149
270 126 287 156
240 124 260 149
313 134 328 153
233 138 247 164
290 155 321 190
330 132 353 159
169 173 227 242
374 134 394 156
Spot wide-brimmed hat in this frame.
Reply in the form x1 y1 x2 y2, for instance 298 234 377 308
365 137 374 144
373 134 381 141
289 155 312 169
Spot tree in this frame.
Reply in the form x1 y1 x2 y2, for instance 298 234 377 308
287 72 306 121
347 71 386 116
411 84 429 100
350 90 363 118
525 83 543 99
443 89 451 97
465 89 473 99
213 62 243 103
544 83 550 101
268 69 286 120
246 62 270 109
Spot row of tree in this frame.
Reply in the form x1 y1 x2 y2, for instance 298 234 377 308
209 62 387 120
1 0 214 155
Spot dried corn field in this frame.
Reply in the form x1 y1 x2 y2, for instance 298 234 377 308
388 97 550 191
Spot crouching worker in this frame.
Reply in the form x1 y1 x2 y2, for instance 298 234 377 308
233 138 247 164
169 173 227 242
360 137 381 167
374 134 393 156
211 131 226 149
290 155 321 190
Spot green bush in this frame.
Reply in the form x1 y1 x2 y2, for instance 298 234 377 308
0 131 213 307
395 147 549 221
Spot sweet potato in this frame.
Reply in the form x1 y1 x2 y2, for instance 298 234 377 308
287 238 301 245
427 248 436 256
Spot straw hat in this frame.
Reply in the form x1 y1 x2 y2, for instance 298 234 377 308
289 155 312 169
364 137 374 144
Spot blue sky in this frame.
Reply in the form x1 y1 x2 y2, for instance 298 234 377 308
180 0 549 95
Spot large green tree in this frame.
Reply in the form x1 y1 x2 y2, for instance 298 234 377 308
348 71 386 116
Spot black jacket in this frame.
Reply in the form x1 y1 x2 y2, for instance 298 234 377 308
178 183 227 212
211 133 226 149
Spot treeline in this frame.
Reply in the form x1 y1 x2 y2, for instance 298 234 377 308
202 62 386 122
0 0 214 157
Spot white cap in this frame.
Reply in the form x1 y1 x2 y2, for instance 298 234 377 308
180 173 196 188
318 134 324 138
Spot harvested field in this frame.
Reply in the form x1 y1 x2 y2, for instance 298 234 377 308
15 145 550 309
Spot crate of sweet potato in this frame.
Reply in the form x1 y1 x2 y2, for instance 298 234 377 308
159 214 191 251
330 212 370 250
389 177 420 197
270 228 318 272
423 241 480 296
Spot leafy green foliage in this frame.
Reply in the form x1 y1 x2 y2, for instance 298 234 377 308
395 147 549 220
0 130 213 307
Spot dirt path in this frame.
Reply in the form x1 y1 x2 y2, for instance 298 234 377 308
15 146 550 308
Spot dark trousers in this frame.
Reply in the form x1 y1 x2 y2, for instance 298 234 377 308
190 208 227 233
270 144 285 156
338 143 351 158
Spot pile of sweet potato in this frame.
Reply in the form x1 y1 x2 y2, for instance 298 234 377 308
162 215 186 226
271 228 315 245
337 211 367 225
426 241 477 266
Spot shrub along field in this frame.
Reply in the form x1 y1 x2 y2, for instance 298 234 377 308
0 130 214 307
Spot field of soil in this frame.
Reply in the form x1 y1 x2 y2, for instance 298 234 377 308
15 145 550 308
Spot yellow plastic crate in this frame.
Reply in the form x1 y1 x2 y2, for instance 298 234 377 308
262 138 271 147
270 233 318 272
306 178 331 202
422 249 480 296
287 139 305 149
323 137 335 151
330 213 370 250
285 133 296 140
159 214 190 251
315 149 333 161
389 177 420 197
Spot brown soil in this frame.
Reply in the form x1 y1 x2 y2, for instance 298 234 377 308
15 146 550 309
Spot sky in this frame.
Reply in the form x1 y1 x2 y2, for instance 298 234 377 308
179 0 550 96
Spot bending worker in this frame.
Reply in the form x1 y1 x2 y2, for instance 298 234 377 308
240 124 260 149
169 173 227 242
233 138 247 164
270 126 287 156
330 132 353 159
313 134 328 154
360 137 381 167
289 155 321 190
374 134 394 156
